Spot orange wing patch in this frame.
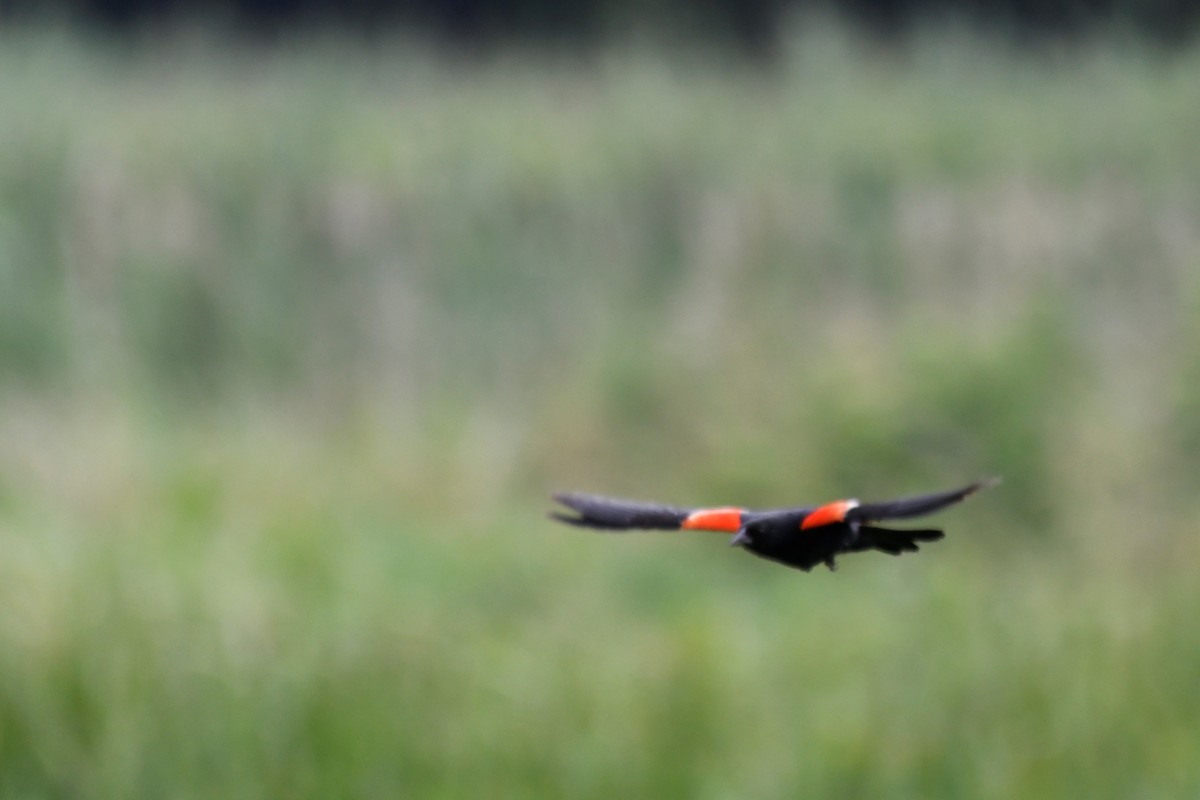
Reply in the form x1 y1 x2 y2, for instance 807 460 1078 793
681 507 744 532
800 500 860 530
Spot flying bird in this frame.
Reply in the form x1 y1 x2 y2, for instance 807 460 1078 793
550 478 998 572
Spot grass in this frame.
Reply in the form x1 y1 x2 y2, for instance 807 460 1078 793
0 23 1199 798
0 418 1198 798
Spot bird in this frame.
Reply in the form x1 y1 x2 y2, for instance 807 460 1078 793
549 478 999 572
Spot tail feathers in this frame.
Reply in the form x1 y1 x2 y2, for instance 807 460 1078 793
550 492 690 531
853 526 945 556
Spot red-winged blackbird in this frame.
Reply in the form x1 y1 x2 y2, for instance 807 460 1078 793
550 478 998 572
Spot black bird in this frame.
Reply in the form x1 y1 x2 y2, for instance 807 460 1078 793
550 478 998 572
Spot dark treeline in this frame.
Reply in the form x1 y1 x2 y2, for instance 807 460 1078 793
1 0 1196 50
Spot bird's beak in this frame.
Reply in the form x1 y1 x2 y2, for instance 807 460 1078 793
730 528 749 548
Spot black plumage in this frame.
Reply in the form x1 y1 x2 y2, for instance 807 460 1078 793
550 478 997 572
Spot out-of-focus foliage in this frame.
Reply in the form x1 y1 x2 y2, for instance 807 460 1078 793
0 26 1198 798
10 0 1200 50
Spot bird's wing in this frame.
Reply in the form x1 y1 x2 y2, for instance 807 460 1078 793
800 477 999 530
550 492 744 533
848 477 1000 522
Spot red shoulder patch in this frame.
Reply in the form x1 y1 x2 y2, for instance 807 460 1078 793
800 500 859 530
681 507 744 532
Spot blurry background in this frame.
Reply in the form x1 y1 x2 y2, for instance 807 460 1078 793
0 1 1199 797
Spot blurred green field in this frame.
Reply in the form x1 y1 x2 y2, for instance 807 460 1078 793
1 24 1200 798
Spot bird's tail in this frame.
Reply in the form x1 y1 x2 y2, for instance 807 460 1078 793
852 526 945 556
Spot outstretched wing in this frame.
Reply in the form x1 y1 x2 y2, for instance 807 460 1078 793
798 477 1000 531
550 492 744 533
848 477 1000 523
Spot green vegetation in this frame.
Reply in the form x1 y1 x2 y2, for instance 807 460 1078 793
0 25 1199 797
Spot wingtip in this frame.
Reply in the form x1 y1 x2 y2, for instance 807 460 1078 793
549 492 580 525
974 476 1003 491
548 510 586 526
550 491 586 510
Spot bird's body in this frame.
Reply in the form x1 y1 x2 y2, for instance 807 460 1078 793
550 478 997 572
